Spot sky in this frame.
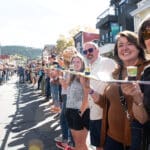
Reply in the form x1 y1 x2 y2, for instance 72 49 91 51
0 0 110 49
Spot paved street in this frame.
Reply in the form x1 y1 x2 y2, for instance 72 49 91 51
0 75 95 150
0 75 61 150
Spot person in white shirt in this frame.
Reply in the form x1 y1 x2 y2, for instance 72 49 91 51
83 42 116 150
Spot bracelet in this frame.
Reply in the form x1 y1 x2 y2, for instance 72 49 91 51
89 89 94 95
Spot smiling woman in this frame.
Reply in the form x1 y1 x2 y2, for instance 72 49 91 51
94 30 149 150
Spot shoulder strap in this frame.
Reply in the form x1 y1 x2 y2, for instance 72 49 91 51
118 68 130 120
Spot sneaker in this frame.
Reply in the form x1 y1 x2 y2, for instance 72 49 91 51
54 136 63 142
54 136 68 143
55 137 68 149
64 145 75 150
56 141 65 149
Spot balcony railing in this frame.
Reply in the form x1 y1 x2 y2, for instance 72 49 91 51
97 7 115 23
137 0 149 7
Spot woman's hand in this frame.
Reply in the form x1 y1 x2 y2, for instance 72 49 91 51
89 89 100 103
121 82 143 105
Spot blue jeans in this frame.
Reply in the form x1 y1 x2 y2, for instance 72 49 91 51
104 136 128 150
45 77 51 98
60 94 73 142
104 121 143 150
130 120 143 150
51 83 60 107
19 74 24 82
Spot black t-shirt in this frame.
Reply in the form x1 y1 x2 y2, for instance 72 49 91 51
141 66 150 149
141 66 150 116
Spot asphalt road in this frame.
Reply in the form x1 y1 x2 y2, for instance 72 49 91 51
0 75 61 150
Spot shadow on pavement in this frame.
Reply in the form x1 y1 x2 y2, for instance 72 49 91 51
2 82 61 150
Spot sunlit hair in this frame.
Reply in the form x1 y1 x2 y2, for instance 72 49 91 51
62 46 78 68
138 15 150 49
114 30 145 66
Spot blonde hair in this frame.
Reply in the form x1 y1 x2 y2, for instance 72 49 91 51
62 46 78 68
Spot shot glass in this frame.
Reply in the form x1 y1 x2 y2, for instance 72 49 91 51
84 65 91 75
127 66 137 81
69 64 74 71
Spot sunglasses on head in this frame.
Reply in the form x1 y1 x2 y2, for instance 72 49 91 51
83 48 94 55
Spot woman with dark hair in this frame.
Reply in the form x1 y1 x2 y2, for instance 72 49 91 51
138 15 150 119
131 15 150 150
94 30 149 150
114 31 145 64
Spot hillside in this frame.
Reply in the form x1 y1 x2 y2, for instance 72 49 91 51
1 45 42 59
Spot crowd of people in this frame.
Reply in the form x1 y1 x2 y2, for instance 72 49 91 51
16 15 150 150
0 63 16 84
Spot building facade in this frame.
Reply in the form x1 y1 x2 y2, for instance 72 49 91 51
130 0 150 33
73 31 99 53
96 0 142 55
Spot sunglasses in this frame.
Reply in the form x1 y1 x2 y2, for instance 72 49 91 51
83 48 94 55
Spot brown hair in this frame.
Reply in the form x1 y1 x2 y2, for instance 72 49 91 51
68 53 85 85
138 15 150 49
114 30 145 66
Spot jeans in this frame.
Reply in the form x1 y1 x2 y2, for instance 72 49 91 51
37 76 43 89
60 94 72 142
19 74 24 82
130 120 143 150
51 83 60 107
142 121 150 150
41 76 45 95
45 77 51 98
104 136 127 150
104 121 143 150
